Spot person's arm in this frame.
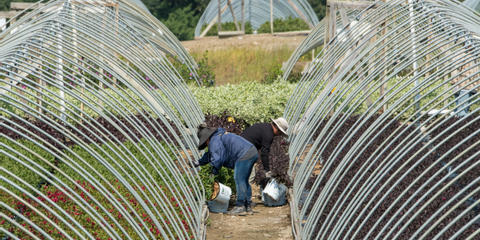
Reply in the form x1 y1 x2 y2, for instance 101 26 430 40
197 151 211 166
208 138 225 175
260 133 273 172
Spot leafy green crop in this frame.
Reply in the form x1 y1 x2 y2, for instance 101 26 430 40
198 164 236 200
258 17 310 33
201 22 253 36
1 81 295 126
1 137 198 239
191 80 296 124
1 137 56 195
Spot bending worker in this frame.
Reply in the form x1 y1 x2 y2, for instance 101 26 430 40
241 117 289 182
194 124 258 216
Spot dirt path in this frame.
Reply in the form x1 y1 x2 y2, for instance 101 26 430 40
206 185 293 240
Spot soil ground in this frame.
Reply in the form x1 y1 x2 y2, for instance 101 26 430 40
206 184 293 240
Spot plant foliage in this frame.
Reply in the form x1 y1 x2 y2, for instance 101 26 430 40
201 22 253 36
1 137 197 239
257 16 310 33
191 81 296 124
171 51 216 86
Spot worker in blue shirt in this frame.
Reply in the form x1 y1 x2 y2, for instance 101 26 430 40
193 124 258 215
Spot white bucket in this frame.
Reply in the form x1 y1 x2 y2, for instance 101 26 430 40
207 182 232 213
211 182 232 203
263 178 281 201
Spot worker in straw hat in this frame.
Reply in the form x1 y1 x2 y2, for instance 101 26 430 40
192 123 259 216
241 117 289 189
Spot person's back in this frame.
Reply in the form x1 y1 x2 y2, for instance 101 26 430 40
241 122 274 172
216 129 254 166
206 128 254 171
241 123 274 149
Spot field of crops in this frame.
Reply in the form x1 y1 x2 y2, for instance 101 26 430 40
2 0 480 239
1 78 294 239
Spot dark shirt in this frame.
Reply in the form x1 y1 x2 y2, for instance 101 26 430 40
241 123 274 171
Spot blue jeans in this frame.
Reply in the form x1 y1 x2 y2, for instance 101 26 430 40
234 154 258 207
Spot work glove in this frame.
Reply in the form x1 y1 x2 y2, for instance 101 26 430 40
189 160 200 168
265 171 272 179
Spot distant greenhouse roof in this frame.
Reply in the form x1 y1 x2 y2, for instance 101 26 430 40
194 0 319 37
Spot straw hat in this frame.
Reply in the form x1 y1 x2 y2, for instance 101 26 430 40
271 117 289 135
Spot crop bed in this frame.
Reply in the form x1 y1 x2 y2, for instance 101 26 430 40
303 114 479 239
1 180 193 239
1 114 183 150
1 136 195 239
1 111 205 239
254 136 292 188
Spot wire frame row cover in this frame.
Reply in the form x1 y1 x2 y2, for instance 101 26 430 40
1 0 206 239
285 0 479 239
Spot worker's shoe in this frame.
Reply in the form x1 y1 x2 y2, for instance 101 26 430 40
246 205 254 215
226 206 247 216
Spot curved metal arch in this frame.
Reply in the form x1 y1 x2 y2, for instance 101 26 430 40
464 0 480 12
1 0 206 239
285 0 480 239
2 0 201 85
281 9 362 81
115 0 201 81
194 0 319 37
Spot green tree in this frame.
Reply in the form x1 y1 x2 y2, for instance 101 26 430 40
308 0 327 20
164 5 198 41
142 0 209 21
1 0 37 11
1 1 8 11
142 0 209 40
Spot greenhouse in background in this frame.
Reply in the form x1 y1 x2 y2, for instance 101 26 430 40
194 0 319 38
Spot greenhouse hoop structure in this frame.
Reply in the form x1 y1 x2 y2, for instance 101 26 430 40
194 0 320 38
282 0 375 81
1 0 202 85
281 8 363 81
1 0 208 239
284 0 479 239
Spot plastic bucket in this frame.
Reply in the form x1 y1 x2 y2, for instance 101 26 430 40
261 180 287 207
207 182 231 213
263 178 281 201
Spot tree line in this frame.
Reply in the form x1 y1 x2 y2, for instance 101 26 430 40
1 0 326 40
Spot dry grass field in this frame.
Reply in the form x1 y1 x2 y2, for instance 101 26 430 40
182 33 309 85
